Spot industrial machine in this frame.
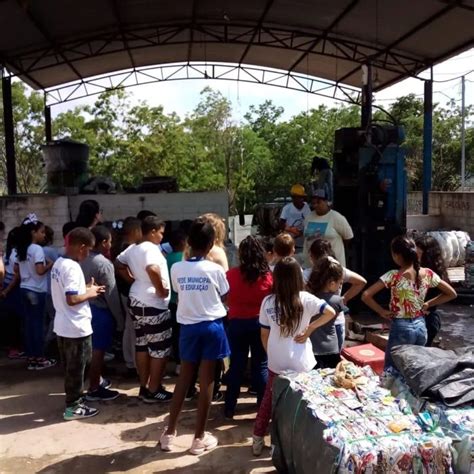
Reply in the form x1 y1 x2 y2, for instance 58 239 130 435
333 125 406 283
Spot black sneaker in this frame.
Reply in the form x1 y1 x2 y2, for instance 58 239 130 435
85 386 120 401
185 386 198 402
223 408 234 420
99 377 112 389
138 386 150 400
142 388 173 404
212 391 224 402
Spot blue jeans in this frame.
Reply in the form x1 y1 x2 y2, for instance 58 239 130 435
335 324 345 352
21 289 46 358
385 318 427 369
224 318 268 413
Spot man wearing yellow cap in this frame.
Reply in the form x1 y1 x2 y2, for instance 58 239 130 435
279 184 311 251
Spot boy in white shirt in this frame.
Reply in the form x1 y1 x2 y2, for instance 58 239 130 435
52 227 105 421
116 216 173 403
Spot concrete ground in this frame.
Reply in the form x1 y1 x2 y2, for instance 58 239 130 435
0 362 274 474
1 302 471 474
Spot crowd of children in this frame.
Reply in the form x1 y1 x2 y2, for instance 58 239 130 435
0 195 458 457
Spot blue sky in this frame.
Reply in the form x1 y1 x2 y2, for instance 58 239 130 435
52 48 474 122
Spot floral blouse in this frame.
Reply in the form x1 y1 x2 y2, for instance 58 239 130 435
380 269 441 319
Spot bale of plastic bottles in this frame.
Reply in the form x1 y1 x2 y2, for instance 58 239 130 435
427 231 471 267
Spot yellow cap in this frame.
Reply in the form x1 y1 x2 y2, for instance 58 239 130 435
290 184 306 197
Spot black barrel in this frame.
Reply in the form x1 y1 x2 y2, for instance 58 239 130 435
42 139 89 194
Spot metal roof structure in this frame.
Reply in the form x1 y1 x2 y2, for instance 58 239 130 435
1 0 473 95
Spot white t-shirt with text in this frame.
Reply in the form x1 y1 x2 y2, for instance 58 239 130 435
17 243 48 293
259 291 327 374
117 241 171 309
52 257 92 338
171 258 229 325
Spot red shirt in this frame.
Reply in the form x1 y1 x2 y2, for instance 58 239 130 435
226 267 273 319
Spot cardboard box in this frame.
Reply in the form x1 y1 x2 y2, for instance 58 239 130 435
366 331 390 351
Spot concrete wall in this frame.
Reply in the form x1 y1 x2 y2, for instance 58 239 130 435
68 192 228 222
0 192 228 246
0 195 69 246
407 191 474 237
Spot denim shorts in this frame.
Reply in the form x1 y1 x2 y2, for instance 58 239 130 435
180 319 230 363
385 317 427 369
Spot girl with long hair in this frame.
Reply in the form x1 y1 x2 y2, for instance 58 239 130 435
76 199 102 229
224 236 273 419
305 238 366 351
415 234 450 346
362 235 457 369
200 213 229 271
253 257 336 456
306 257 346 369
15 215 56 370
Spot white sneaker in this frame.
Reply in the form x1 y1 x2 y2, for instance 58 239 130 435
160 427 176 451
252 435 265 456
189 432 218 455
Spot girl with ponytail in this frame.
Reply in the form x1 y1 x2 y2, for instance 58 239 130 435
362 235 456 370
16 214 56 370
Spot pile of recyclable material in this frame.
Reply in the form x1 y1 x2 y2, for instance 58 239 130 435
284 364 454 473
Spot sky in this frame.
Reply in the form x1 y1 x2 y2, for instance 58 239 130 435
51 48 474 122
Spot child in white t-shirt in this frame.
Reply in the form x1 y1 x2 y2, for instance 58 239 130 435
116 216 173 403
253 257 336 456
15 215 55 370
160 218 230 456
52 227 105 421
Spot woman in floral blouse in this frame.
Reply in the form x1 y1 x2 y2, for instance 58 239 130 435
362 235 456 369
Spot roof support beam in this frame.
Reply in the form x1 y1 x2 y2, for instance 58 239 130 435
110 0 136 69
238 0 275 64
288 0 359 72
16 0 82 81
187 0 199 63
44 62 361 107
337 3 456 85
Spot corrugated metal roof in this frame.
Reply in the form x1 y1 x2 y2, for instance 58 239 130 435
1 0 473 91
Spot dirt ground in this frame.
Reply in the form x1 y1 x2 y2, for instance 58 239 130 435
0 361 274 474
0 303 472 474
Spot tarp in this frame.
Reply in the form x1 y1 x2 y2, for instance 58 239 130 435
391 345 474 407
271 375 339 474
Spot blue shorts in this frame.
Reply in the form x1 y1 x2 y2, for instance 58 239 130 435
179 319 230 363
91 305 115 351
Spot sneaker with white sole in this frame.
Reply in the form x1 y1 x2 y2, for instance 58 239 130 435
160 427 177 451
63 403 99 421
35 358 57 370
252 435 265 456
190 432 218 455
142 387 173 404
85 386 120 401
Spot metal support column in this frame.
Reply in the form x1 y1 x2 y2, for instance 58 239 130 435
422 79 433 215
361 63 373 129
2 75 17 195
44 105 52 142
